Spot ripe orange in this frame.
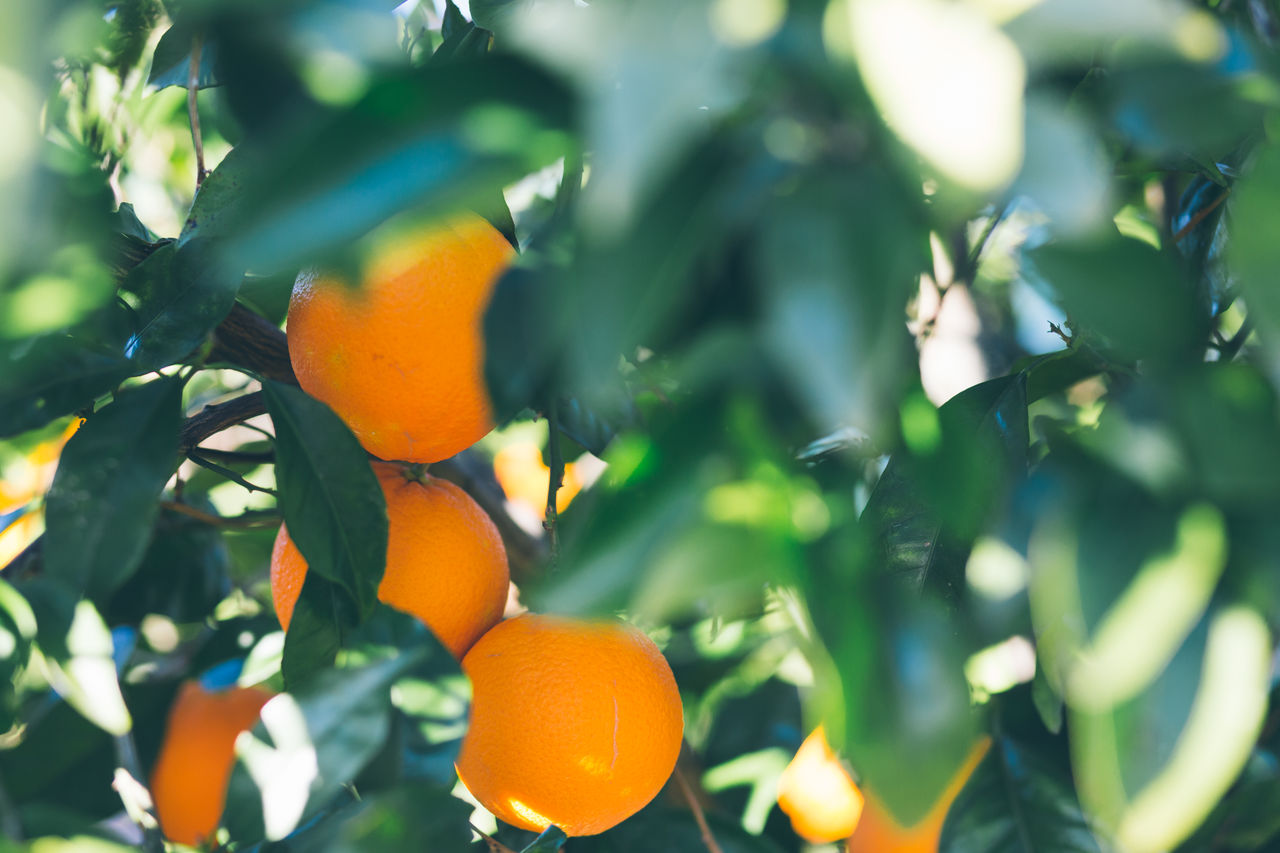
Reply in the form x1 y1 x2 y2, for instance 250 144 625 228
845 737 991 853
270 461 509 659
777 726 865 842
286 212 515 463
492 440 582 520
150 680 273 846
455 613 684 836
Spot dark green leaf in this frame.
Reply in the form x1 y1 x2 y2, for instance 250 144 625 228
122 238 244 371
863 374 1030 600
43 377 183 600
940 736 1103 853
281 574 349 689
223 55 573 274
105 500 230 625
179 143 251 249
262 380 387 623
520 826 568 852
433 1 492 64
223 650 427 844
0 306 134 438
820 581 981 826
319 782 474 852
149 20 219 89
1028 236 1206 363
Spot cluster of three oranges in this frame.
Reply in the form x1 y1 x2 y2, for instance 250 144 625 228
151 214 683 846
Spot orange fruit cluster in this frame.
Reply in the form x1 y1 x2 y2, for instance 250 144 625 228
777 725 991 851
150 681 274 847
275 211 682 840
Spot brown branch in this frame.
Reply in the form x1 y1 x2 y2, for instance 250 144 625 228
159 501 278 529
208 303 296 384
188 35 206 186
180 391 268 451
675 767 723 853
1172 190 1229 243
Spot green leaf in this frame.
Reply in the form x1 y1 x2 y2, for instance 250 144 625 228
43 377 183 600
520 826 568 852
223 650 427 844
1028 236 1206 363
262 380 387 624
179 145 250 249
148 20 219 89
940 736 1103 853
862 374 1030 600
432 1 492 64
755 170 925 442
23 582 131 737
121 238 244 371
281 574 349 690
320 782 474 852
0 306 134 438
820 582 981 826
594 807 786 852
105 500 230 625
223 55 573 274
0 579 38 731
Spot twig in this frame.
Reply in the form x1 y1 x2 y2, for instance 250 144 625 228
1048 322 1073 346
208 303 297 384
675 767 723 853
188 35 206 186
187 451 277 494
431 454 547 582
1172 191 1229 243
543 399 563 564
468 823 517 853
180 392 268 450
188 446 275 464
160 500 279 529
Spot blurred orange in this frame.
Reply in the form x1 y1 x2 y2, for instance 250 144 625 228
150 680 274 846
493 440 582 520
846 737 991 853
777 725 865 842
0 420 81 568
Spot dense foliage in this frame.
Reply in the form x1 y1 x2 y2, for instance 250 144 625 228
2 0 1280 850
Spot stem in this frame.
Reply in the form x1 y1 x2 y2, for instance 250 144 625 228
180 392 268 450
188 35 206 187
543 399 564 564
1172 191 1229 243
160 500 279 528
186 452 277 495
675 767 723 853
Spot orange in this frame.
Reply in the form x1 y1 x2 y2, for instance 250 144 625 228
0 419 82 568
150 681 273 846
492 440 582 520
455 613 684 836
286 212 515 463
270 461 509 659
777 726 865 842
846 737 991 853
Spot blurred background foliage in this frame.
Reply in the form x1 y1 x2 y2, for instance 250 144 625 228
2 0 1280 850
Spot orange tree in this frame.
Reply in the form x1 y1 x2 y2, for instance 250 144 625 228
3 0 1280 851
